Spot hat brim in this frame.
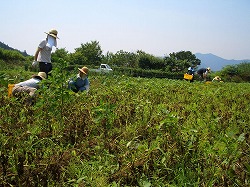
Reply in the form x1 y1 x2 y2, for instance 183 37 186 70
33 75 46 80
78 68 87 75
44 32 59 39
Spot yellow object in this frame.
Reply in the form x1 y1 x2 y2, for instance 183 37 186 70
184 73 193 80
8 84 15 98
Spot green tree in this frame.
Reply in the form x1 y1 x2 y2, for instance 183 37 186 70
164 51 201 72
220 62 250 82
51 48 69 63
0 48 26 62
137 50 165 70
104 50 139 68
237 62 250 81
70 41 103 66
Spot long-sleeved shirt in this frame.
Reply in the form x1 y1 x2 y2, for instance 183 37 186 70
15 78 41 89
68 74 90 92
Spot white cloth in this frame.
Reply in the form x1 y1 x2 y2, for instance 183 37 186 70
15 78 41 88
46 35 57 48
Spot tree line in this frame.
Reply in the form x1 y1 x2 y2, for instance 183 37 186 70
1 40 250 82
51 40 201 72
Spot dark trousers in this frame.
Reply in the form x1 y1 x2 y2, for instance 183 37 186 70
39 62 52 76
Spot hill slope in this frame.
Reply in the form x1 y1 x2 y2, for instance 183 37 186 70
0 41 29 56
195 53 249 71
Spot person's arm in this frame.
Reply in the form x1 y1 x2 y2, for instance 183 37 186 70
79 79 90 92
34 47 42 61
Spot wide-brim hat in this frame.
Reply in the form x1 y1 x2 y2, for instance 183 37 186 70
33 72 47 80
78 66 89 75
45 29 59 39
214 76 221 80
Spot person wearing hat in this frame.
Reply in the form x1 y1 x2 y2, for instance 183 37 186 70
32 29 59 76
68 66 90 93
212 76 223 82
197 67 211 81
12 72 47 104
186 64 196 82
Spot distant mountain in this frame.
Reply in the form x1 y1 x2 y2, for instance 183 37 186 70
195 53 249 71
0 41 29 56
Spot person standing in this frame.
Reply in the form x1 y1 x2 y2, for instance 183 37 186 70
33 29 59 76
68 66 90 93
197 67 211 81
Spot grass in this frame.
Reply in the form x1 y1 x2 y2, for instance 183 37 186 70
0 62 249 186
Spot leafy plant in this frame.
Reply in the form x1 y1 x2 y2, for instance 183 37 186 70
0 69 249 186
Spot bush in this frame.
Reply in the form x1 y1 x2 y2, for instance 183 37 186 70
220 62 250 82
0 48 26 62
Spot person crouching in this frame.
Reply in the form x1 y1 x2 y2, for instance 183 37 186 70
68 66 90 93
12 72 47 105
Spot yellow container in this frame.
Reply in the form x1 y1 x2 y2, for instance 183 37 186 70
184 73 193 80
8 84 15 98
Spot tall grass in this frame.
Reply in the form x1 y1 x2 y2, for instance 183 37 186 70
0 60 249 186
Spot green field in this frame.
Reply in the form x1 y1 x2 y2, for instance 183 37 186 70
0 65 250 186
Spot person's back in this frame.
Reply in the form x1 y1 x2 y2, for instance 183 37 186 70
12 72 46 103
197 67 211 81
197 68 206 75
15 77 41 89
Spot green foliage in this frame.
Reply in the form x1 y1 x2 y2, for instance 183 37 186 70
0 48 26 62
165 51 201 72
1 71 250 186
70 41 103 65
51 48 69 63
103 50 139 68
237 62 250 81
0 41 29 56
137 51 165 70
219 62 250 82
114 66 183 79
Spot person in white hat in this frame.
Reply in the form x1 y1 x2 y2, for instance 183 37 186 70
68 66 90 93
12 72 47 104
33 29 59 76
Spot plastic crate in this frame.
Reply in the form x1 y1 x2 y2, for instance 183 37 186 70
184 73 193 80
8 84 15 98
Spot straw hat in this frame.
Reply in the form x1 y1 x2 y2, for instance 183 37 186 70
213 76 221 81
45 29 59 39
78 67 89 75
33 72 47 80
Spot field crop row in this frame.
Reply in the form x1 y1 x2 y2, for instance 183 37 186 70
0 67 250 186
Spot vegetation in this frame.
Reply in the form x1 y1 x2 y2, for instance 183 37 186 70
0 48 26 62
218 62 250 82
165 51 201 72
1 40 250 82
0 42 29 57
0 58 250 186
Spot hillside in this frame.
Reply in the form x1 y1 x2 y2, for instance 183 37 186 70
195 53 249 71
0 41 29 56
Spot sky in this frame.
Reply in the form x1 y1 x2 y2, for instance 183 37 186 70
1 0 250 60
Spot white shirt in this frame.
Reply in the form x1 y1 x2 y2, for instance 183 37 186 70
37 40 52 63
15 78 41 89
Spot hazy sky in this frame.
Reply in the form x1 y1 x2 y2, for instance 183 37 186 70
1 0 250 60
